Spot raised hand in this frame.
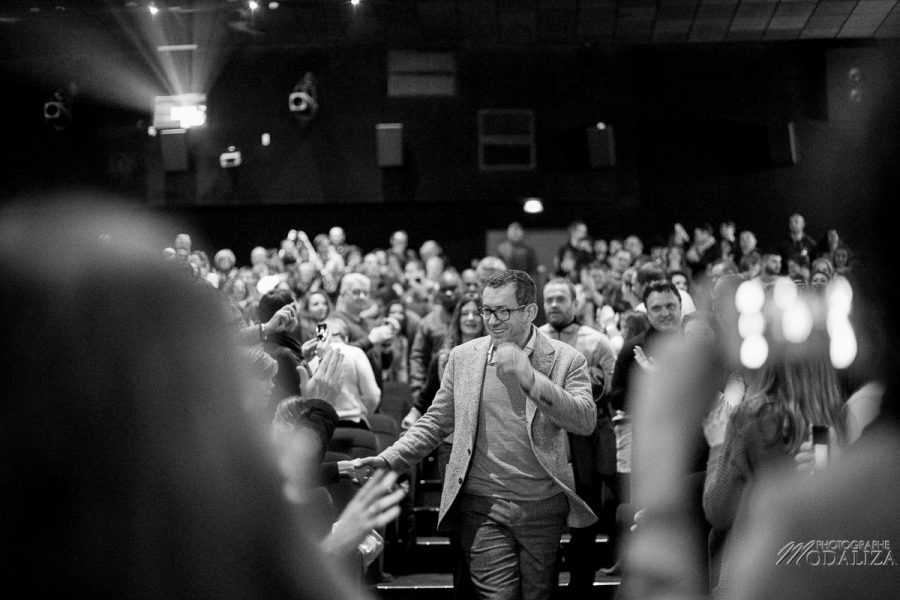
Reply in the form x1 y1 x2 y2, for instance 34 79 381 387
321 469 406 558
304 347 345 401
494 342 536 392
264 303 297 334
634 346 657 371
368 323 396 345
702 398 731 447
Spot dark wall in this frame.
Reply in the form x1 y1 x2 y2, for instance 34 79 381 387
146 44 639 208
2 40 894 265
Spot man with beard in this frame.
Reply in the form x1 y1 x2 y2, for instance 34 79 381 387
778 213 818 273
755 249 783 290
538 278 617 592
403 270 462 429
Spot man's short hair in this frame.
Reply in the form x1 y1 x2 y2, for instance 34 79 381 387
257 289 294 323
739 251 762 272
322 317 348 338
544 277 576 299
668 269 690 281
635 262 667 286
485 270 536 306
788 253 811 269
405 259 425 272
712 258 739 275
339 272 370 295
642 280 682 306
568 220 586 233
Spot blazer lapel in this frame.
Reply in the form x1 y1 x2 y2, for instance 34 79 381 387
526 328 556 424
458 337 491 436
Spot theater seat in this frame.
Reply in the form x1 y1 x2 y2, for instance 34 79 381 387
378 381 413 426
328 426 379 459
369 412 400 452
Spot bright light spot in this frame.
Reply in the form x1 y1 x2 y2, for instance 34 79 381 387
738 311 765 338
170 104 206 128
249 1 259 11
147 125 157 137
773 277 798 311
351 0 361 5
828 277 853 316
829 318 857 369
148 3 159 16
782 301 814 344
740 334 769 369
261 132 271 146
735 280 765 314
523 198 544 214
596 122 606 130
268 1 280 8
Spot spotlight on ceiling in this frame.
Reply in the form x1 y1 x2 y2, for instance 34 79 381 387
248 1 259 11
289 72 319 125
522 197 544 214
148 3 159 16
44 90 72 132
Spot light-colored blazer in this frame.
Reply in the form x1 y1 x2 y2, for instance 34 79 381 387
380 327 598 529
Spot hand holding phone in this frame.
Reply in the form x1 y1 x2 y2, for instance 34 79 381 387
811 424 829 471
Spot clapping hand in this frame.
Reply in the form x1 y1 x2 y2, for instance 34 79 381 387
634 346 657 371
495 343 537 395
702 396 731 447
321 469 406 558
303 347 344 401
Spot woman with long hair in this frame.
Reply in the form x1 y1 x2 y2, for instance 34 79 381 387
703 350 846 589
296 289 335 344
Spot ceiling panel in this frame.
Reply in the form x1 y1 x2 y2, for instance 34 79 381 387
0 0 898 57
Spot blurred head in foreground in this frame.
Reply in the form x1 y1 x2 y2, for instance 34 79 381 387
0 199 366 600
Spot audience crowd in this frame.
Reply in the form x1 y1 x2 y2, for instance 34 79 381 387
158 212 879 593
7 197 895 600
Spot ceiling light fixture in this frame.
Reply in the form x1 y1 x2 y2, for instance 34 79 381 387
522 197 544 214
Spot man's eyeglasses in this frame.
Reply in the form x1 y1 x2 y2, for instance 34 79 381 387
478 305 528 322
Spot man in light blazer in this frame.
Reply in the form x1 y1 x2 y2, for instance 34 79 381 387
357 270 597 600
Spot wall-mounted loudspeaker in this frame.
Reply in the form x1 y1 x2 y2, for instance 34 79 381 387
376 123 403 167
767 122 797 165
160 129 189 172
587 124 616 168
